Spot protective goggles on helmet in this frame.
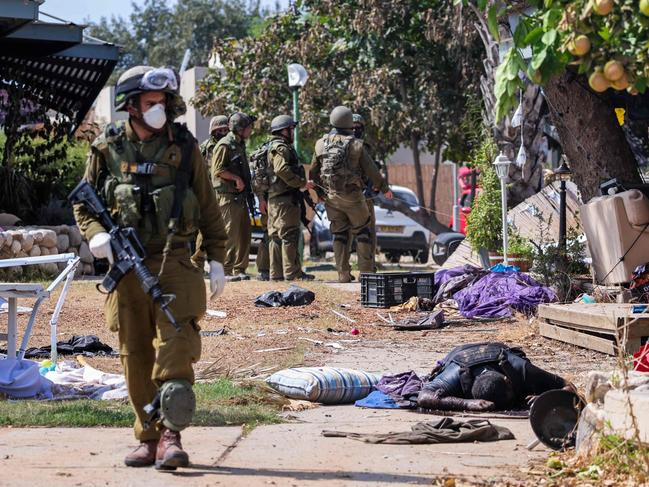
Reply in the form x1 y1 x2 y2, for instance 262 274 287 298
140 67 178 92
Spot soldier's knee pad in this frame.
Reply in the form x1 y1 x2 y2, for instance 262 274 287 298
159 379 195 431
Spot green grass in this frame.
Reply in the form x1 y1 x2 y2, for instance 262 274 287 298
0 380 283 429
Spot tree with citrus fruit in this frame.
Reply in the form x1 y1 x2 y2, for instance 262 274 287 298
463 0 648 201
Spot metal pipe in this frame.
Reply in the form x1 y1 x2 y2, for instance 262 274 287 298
559 179 567 253
292 87 300 157
452 162 460 232
501 178 509 265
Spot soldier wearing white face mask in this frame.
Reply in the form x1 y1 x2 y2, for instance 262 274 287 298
73 65 228 470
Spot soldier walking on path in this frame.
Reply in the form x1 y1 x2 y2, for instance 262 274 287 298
211 112 256 281
309 106 392 283
73 65 227 470
264 115 314 281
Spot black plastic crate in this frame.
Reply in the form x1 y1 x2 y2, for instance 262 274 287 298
360 272 436 308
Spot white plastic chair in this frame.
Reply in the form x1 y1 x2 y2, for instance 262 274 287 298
0 253 80 363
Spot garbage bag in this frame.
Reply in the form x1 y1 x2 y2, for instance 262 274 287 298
255 285 315 307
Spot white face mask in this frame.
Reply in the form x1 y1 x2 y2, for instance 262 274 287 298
142 103 167 130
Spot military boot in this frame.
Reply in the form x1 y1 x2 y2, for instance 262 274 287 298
338 271 352 283
124 440 157 467
155 428 189 470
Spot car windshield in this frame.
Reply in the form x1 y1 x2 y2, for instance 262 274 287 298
377 189 419 208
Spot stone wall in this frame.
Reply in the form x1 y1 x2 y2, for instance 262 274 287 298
0 225 94 276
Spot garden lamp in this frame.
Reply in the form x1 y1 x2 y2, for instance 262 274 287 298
554 159 572 254
287 63 308 156
493 151 512 265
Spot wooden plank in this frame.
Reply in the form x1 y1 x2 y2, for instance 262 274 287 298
539 321 616 355
543 318 616 337
538 304 619 331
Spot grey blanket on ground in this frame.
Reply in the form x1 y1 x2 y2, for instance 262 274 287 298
322 418 515 444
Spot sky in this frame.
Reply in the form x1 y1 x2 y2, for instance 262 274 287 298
39 0 289 25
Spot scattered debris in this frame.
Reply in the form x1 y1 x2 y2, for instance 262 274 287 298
206 309 227 318
331 309 356 323
254 346 295 353
255 285 315 307
200 327 227 337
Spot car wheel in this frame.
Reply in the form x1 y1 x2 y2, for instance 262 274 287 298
412 248 429 264
385 252 401 263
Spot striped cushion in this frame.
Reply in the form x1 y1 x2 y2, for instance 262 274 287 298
266 367 379 404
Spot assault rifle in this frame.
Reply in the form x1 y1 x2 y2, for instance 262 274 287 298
298 189 324 235
68 180 181 332
231 153 256 218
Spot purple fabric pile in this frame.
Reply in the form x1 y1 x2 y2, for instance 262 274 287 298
436 266 556 319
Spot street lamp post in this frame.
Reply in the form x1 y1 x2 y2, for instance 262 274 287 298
287 63 308 157
493 152 512 265
554 159 572 254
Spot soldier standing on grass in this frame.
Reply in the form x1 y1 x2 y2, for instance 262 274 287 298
73 65 227 470
192 114 229 269
308 106 392 283
211 112 255 281
266 115 315 281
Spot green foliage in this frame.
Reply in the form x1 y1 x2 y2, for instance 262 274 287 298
87 0 268 84
0 380 282 428
465 138 502 251
0 131 87 223
529 213 587 299
194 1 485 162
470 0 649 120
508 230 534 259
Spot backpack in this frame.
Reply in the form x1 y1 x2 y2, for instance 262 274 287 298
321 134 354 192
249 140 273 194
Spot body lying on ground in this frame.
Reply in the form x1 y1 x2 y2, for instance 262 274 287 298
417 342 574 412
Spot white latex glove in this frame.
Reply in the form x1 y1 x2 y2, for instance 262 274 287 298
88 232 114 264
209 260 226 300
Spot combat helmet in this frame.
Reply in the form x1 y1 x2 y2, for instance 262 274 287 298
330 106 353 130
209 115 229 134
114 65 186 118
270 114 297 133
229 112 256 132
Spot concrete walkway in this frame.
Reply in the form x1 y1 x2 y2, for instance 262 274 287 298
0 406 547 486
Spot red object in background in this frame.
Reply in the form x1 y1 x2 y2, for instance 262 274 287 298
449 167 481 235
633 344 649 372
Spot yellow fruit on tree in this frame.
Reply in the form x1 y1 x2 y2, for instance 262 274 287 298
594 0 614 15
589 71 610 92
604 60 624 81
611 73 630 90
568 35 591 56
641 0 649 16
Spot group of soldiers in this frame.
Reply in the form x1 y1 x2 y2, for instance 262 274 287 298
72 64 392 470
195 105 392 284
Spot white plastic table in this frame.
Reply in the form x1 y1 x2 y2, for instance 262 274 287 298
0 253 80 362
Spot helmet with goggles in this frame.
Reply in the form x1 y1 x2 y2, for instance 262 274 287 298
114 66 181 111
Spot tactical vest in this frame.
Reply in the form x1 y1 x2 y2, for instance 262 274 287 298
212 131 248 194
200 136 218 167
443 342 527 400
320 134 361 193
98 121 200 247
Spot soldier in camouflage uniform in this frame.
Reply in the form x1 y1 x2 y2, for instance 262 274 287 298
351 113 384 272
73 66 227 470
266 115 314 281
211 112 255 280
192 115 229 269
309 106 392 283
200 115 229 163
